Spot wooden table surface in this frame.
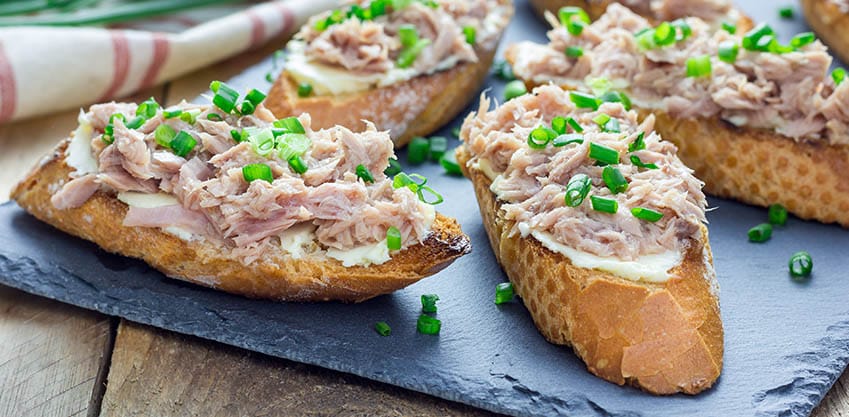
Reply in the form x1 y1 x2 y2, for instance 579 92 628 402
0 38 847 417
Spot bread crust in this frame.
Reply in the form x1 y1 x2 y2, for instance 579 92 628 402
11 139 471 303
455 145 723 395
265 18 510 148
801 0 849 64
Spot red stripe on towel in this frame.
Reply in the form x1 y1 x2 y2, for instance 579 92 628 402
0 41 17 123
140 33 170 90
247 9 266 49
99 31 131 101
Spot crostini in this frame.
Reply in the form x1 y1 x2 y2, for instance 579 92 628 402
506 4 849 227
528 0 750 29
457 85 722 395
265 0 513 148
801 0 849 64
12 82 470 302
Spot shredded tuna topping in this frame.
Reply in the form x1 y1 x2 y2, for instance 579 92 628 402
460 85 706 260
52 101 435 264
289 0 511 91
509 4 849 145
587 0 736 22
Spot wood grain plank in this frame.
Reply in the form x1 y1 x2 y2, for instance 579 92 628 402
101 320 498 417
815 373 849 417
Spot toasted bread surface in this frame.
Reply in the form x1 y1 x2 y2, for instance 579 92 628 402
265 47 499 149
456 145 723 395
12 139 471 303
801 0 849 64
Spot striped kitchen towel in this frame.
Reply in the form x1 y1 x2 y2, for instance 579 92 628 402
0 0 339 123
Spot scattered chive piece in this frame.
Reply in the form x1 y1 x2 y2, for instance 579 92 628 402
230 129 247 143
635 28 657 50
136 97 159 119
748 223 773 243
163 108 182 119
528 125 557 149
408 137 430 164
239 101 256 116
398 24 418 47
210 80 239 114
297 82 313 97
602 166 628 194
630 155 659 169
494 282 515 305
718 40 739 64
452 126 461 137
551 116 567 134
418 185 444 205
180 109 200 125
384 158 402 176
492 60 515 81
154 124 177 148
588 142 620 165
569 91 600 110
653 21 675 46
592 113 611 128
603 118 620 133
566 117 583 132
565 46 583 58
421 294 439 313
265 72 274 83
779 6 793 19
242 163 273 183
276 133 311 161
768 204 788 226
440 150 463 176
274 116 306 134
686 54 712 77
631 207 664 222
628 132 646 152
244 88 266 106
832 68 846 86
429 136 448 161
504 80 527 101
206 113 224 121
169 131 196 157
552 133 584 147
416 314 441 335
671 19 692 41
600 91 632 111
288 155 308 174
397 38 431 68
721 21 736 34
124 116 145 129
558 6 590 36
356 164 374 183
375 321 391 336
791 32 816 48
386 226 402 250
463 25 476 45
742 23 775 51
789 251 813 279
590 196 618 214
564 173 591 207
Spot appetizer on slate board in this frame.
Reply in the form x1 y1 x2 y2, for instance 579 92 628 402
801 0 849 64
457 85 722 395
11 82 470 302
527 0 751 28
507 4 849 227
265 0 513 147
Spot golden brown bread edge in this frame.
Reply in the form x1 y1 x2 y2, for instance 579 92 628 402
527 0 753 29
265 39 503 149
801 0 849 64
455 145 723 395
11 139 471 303
504 48 849 228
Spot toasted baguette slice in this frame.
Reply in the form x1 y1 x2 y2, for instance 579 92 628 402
801 0 849 64
265 2 513 148
456 145 722 395
528 0 752 29
12 139 471 303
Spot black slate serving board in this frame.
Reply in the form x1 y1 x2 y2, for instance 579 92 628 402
2 1 848 416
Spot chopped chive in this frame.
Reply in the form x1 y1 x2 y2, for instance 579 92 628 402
239 101 256 116
600 91 632 110
273 116 306 134
588 142 620 165
558 6 590 26
206 113 224 121
297 82 313 97
242 163 273 183
768 204 788 226
154 124 177 148
230 129 247 143
124 116 145 129
504 80 527 100
163 108 182 119
136 97 159 119
628 132 646 152
671 19 691 41
210 80 239 114
567 19 587 36
653 22 675 46
569 91 600 110
494 282 514 305
429 136 448 161
384 158 402 176
418 185 444 205
277 133 311 161
686 55 712 77
832 68 846 86
551 116 567 134
789 251 813 279
528 126 556 149
564 173 591 207
592 113 610 128
397 38 431 68
421 294 439 313
386 226 402 250
779 6 793 19
408 137 430 164
169 131 196 157
452 126 461 137
398 24 418 48
721 22 736 34
288 155 308 174
748 223 773 243
602 166 628 194
742 23 775 51
552 133 584 147
630 155 658 169
791 32 816 49
492 60 515 81
179 109 200 125
356 164 375 183
565 46 583 58
718 40 739 63
417 314 441 335
440 150 463 176
463 25 476 45
631 207 664 222
249 129 276 156
566 117 583 132
635 28 657 50
375 321 391 336
244 88 266 106
590 196 618 213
